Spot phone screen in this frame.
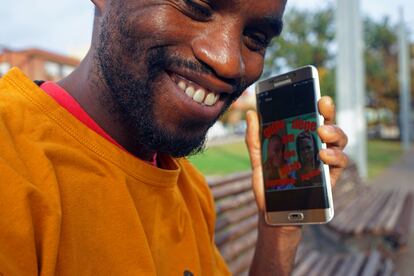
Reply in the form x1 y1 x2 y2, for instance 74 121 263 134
257 78 329 212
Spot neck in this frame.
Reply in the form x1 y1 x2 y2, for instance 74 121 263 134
57 49 156 162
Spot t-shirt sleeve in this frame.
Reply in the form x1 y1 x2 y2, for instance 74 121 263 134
0 159 60 276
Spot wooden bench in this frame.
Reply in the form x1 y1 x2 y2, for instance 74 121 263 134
293 247 398 276
208 165 410 275
209 172 258 275
326 164 413 250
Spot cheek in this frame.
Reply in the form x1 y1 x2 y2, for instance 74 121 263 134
124 6 193 46
305 151 314 158
243 51 265 82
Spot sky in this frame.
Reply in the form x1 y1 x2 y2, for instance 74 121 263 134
1 0 413 58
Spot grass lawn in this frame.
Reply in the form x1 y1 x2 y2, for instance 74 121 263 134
367 139 403 179
189 139 404 179
188 141 251 176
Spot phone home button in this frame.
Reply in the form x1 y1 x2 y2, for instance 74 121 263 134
288 213 304 221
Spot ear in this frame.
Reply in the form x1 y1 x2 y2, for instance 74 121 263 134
91 0 106 15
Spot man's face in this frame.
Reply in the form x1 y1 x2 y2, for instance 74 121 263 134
298 137 315 167
268 136 284 166
96 0 286 157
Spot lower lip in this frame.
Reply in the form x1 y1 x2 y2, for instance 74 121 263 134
162 72 227 122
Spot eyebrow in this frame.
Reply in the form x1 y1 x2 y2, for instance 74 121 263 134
262 15 284 36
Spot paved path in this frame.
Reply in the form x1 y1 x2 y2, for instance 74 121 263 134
367 149 414 276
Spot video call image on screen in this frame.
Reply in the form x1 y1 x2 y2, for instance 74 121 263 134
261 112 323 192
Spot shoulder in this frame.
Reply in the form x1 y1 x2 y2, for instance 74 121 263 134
0 74 62 272
0 70 60 201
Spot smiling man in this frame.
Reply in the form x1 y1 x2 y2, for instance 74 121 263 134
0 0 348 275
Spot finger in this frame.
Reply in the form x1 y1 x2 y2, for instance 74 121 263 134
245 110 265 211
245 110 262 170
319 149 349 168
329 167 344 189
319 149 349 189
317 125 348 149
318 96 335 125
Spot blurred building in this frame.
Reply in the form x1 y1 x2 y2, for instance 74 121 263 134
222 90 256 125
0 47 79 81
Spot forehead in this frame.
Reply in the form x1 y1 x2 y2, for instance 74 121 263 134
214 0 284 10
117 0 286 26
299 138 313 146
269 136 282 145
213 0 286 36
215 0 286 17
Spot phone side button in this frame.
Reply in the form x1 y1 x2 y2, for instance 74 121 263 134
288 213 304 221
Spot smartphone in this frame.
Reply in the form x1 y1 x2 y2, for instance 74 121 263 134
255 65 334 225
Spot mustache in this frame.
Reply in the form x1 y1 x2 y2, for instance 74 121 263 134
169 58 248 98
147 49 249 100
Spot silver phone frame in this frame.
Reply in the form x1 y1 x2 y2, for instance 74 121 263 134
255 65 334 225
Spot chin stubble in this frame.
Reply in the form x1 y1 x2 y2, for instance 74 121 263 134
95 9 248 158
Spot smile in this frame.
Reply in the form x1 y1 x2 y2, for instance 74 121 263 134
169 73 220 106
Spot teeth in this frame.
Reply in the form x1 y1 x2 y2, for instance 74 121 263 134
193 89 205 103
185 86 195 97
176 78 219 106
204 93 216 106
214 94 220 103
178 81 187 91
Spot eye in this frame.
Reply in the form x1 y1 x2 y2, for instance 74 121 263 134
183 0 212 21
243 29 270 53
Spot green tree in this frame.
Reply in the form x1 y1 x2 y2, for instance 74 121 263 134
364 17 399 113
263 6 336 99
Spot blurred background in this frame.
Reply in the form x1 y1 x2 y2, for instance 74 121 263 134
1 0 413 275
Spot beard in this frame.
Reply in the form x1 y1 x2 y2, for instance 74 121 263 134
95 10 248 158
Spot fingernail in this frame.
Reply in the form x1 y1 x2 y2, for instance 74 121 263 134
324 125 335 133
327 97 334 105
324 149 336 156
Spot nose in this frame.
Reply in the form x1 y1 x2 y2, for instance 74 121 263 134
191 25 245 80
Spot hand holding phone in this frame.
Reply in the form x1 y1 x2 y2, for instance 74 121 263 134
244 68 348 274
253 66 335 225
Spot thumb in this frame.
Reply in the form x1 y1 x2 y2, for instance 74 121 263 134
245 110 265 211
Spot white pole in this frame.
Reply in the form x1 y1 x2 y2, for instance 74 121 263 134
336 0 368 179
398 8 411 151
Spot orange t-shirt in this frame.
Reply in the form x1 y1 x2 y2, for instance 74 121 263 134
0 68 230 276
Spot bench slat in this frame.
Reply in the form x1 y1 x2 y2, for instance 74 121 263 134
385 190 408 232
211 178 252 200
370 188 402 233
215 190 255 213
227 247 255 276
335 254 357 276
292 251 320 276
349 191 389 234
215 215 258 246
215 201 257 232
319 255 342 276
307 254 331 276
220 228 257 262
388 193 413 247
345 253 366 276
208 172 251 187
360 250 382 276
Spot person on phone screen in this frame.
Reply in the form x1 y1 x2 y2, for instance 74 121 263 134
295 130 323 187
263 134 295 190
0 0 348 275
